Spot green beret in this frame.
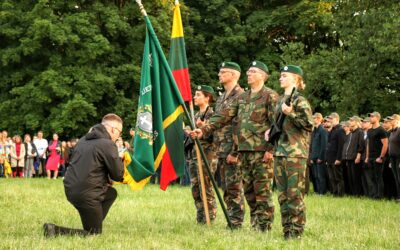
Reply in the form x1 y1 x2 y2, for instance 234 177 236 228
196 85 214 95
220 61 241 73
281 65 303 77
248 60 269 74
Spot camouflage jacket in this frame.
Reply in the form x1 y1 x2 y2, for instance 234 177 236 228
213 84 244 158
273 92 313 158
202 85 278 153
193 106 215 152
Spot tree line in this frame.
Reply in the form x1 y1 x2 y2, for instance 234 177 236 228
0 0 398 137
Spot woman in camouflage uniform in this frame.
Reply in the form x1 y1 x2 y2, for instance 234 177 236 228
270 65 313 239
189 85 218 224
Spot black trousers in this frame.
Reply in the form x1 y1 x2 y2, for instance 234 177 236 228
39 157 47 177
315 162 328 194
364 159 384 199
58 187 118 236
390 157 400 199
344 160 363 196
327 163 344 196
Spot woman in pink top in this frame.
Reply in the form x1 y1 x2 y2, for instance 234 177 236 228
46 133 62 179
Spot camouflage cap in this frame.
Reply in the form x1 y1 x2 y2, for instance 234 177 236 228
349 116 361 123
196 85 215 95
220 61 241 73
281 65 303 77
383 116 392 122
248 60 269 74
327 112 340 120
368 111 381 119
387 114 400 121
361 117 371 122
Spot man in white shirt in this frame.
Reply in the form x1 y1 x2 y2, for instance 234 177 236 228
34 131 48 177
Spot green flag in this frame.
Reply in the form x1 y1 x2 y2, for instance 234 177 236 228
128 15 186 190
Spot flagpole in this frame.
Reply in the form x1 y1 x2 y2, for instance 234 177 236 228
135 0 233 229
189 101 211 225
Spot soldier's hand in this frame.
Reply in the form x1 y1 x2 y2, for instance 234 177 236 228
263 151 274 163
355 156 361 164
282 103 293 115
310 159 314 164
226 154 238 164
196 118 205 128
190 129 203 139
264 129 270 142
317 159 323 164
334 160 341 166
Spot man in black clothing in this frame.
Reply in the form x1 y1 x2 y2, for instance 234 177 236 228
387 114 400 201
325 113 346 196
342 116 365 196
43 114 124 237
310 113 328 194
365 111 388 199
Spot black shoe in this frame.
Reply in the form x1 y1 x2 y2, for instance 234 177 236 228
43 223 56 238
284 231 302 240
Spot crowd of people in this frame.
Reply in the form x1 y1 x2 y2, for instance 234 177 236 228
0 131 80 179
308 112 400 201
0 130 136 180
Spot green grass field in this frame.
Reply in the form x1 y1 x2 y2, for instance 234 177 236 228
1 179 399 249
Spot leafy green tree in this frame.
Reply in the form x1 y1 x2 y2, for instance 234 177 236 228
0 0 171 137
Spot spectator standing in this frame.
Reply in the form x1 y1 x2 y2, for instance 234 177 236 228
46 133 62 179
24 134 37 178
34 131 48 177
10 135 26 177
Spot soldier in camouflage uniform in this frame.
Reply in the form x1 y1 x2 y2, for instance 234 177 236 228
192 61 278 232
189 85 218 224
214 62 245 228
268 65 313 239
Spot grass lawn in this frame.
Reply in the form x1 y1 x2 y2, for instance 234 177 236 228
1 178 399 249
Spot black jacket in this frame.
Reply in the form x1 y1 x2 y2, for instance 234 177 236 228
325 124 346 164
342 128 365 160
389 127 400 158
64 124 124 204
310 124 328 161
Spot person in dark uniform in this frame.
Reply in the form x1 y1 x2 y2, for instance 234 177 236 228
43 114 124 236
388 114 400 202
325 113 346 196
365 111 388 199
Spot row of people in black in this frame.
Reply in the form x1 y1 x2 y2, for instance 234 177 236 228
308 112 400 201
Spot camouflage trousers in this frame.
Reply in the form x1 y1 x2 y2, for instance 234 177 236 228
219 157 245 226
274 156 306 235
239 151 274 231
189 148 218 223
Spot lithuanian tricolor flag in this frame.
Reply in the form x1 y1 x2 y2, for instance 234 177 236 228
168 1 192 102
127 14 185 191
